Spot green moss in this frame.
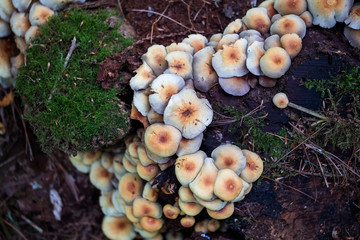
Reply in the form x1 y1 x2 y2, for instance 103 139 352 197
16 8 133 153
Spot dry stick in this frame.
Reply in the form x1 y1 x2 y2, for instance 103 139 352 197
116 0 124 17
262 176 316 201
150 4 170 44
314 152 329 188
194 2 206 21
20 215 43 233
63 36 77 68
131 9 203 33
181 0 195 31
3 219 29 240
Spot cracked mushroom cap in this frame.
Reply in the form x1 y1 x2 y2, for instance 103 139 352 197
164 50 193 80
144 123 182 158
219 76 251 96
274 0 307 15
216 33 239 50
25 25 40 43
12 0 32 12
307 0 353 28
10 12 30 37
118 172 144 204
300 10 314 27
176 133 203 157
89 161 113 192
247 41 266 76
189 157 219 201
206 202 234 220
214 169 243 201
29 3 54 26
175 150 207 186
280 33 302 58
149 73 185 114
192 46 218 92
0 18 11 38
178 198 204 216
211 144 246 174
260 47 291 78
102 216 136 240
140 217 164 232
242 7 272 34
166 42 194 55
239 30 264 46
344 26 360 48
133 197 162 218
193 195 227 211
130 62 156 91
240 150 264 183
212 38 248 78
0 0 15 22
345 3 360 29
259 0 278 18
223 19 245 35
272 92 289 108
270 14 306 38
163 88 213 139
182 34 208 53
141 44 168 76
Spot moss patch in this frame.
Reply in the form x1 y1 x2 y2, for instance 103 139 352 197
16 8 133 153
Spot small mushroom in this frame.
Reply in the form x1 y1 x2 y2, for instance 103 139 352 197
29 2 54 26
239 150 264 183
175 150 207 187
246 40 266 76
178 186 197 203
193 195 227 211
344 26 360 48
137 145 156 166
140 217 164 232
280 33 303 58
274 0 307 16
89 161 113 192
147 108 164 124
206 202 234 220
223 19 245 35
163 204 180 219
137 163 160 181
345 3 360 29
0 18 11 38
118 172 144 204
182 34 208 53
242 7 272 34
164 50 193 80
12 0 32 12
0 0 15 22
130 62 156 91
141 44 168 76
260 47 291 78
176 133 203 157
194 219 209 233
25 25 40 43
142 181 159 202
180 216 196 228
299 11 313 27
207 219 221 232
259 0 278 18
239 29 264 46
214 169 244 201
10 12 30 37
178 198 204 216
99 191 123 217
69 153 89 173
209 33 223 42
270 14 307 38
216 33 239 50
133 197 162 218
211 144 246 174
166 42 194 55
102 216 136 240
219 76 251 96
264 34 281 50
259 76 277 87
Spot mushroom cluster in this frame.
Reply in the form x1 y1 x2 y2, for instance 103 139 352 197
0 0 86 87
344 3 360 48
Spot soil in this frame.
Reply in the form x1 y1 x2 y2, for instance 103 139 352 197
1 0 360 239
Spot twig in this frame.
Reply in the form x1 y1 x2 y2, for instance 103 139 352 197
116 0 124 17
314 153 329 188
3 219 29 240
262 176 316 201
194 2 206 21
0 151 25 168
20 215 43 233
13 103 33 161
131 9 203 33
150 4 170 44
63 36 77 68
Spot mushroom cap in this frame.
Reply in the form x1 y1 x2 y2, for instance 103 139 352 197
209 33 223 42
214 169 243 201
163 88 213 139
223 19 245 35
118 172 144 204
206 202 234 219
231 178 250 202
25 25 40 43
130 62 156 91
127 141 141 160
264 34 281 50
307 0 353 28
141 44 168 76
113 154 126 180
0 18 11 38
260 47 291 78
69 153 90 173
137 145 156 166
212 38 248 78
133 197 162 218
112 190 127 214
102 216 136 240
137 163 160 181
10 53 25 77
178 186 197 203
39 0 72 11
211 144 246 174
133 90 151 117
219 76 251 96
270 14 306 38
216 33 239 51
272 92 289 108
280 33 302 58
189 157 219 201
166 42 194 55
163 204 180 219
125 205 140 223
122 155 137 173
142 181 159 202
182 34 208 54
242 7 271 34
0 0 15 22
344 26 360 48
300 10 313 27
10 12 30 37
29 3 54 26
274 0 307 15
345 3 360 29
100 153 114 172
176 133 203 157
240 149 264 183
259 0 278 18
14 36 27 54
144 123 182 158
12 0 32 12
193 195 227 211
175 150 207 186
180 216 196 228
89 161 113 192
239 29 264 46
164 51 193 80
246 41 266 76
99 191 123 217
259 76 277 87
145 148 171 164
271 13 282 23
194 219 209 233
247 74 258 88
207 219 221 232
147 108 164 124
149 73 185 114
178 198 204 216
140 217 164 232
192 46 218 92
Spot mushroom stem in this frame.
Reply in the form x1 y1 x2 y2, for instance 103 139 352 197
287 102 328 121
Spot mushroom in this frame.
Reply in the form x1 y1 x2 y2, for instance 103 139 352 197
260 47 291 78
0 18 11 38
271 13 282 23
164 50 193 80
133 197 162 218
113 154 126 180
137 163 160 181
180 216 196 228
166 231 183 240
211 144 246 174
147 108 164 124
14 36 27 54
192 46 218 92
216 33 239 50
178 198 204 216
10 53 25 77
270 14 307 38
272 92 329 120
163 204 180 219
69 153 90 173
122 155 137 173
264 34 281 50
141 44 168 76
175 150 207 187
10 12 30 37
193 195 227 211
176 133 203 157
130 62 156 91
125 205 140 223
99 191 123 217
214 169 244 201
166 42 194 55
280 33 302 58
100 152 114 173
206 202 234 220
0 0 15 22
231 178 250 202
239 29 264 46
207 219 221 232
142 181 159 202
242 7 272 34
112 190 127 214
274 0 307 15
118 172 144 204
29 2 54 26
25 25 40 43
259 76 277 87
195 219 209 233
12 0 32 12
212 38 248 78
83 151 102 165
182 34 208 53
259 0 278 18
209 33 223 42
246 40 266 76
223 19 245 34
344 26 360 48
163 88 213 139
137 145 156 166
102 216 136 240
89 161 113 192
139 217 164 232
345 3 360 29
178 186 197 203
300 11 313 27
219 76 251 96
239 150 264 183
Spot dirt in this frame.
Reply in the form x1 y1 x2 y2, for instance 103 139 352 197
1 0 360 239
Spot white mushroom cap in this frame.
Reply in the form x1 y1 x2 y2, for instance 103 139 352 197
193 46 218 92
260 47 291 78
242 7 271 34
239 29 264 46
0 0 15 22
259 0 278 18
211 143 246 174
149 73 185 114
163 88 213 139
39 0 72 11
193 195 227 211
10 12 30 37
216 33 239 50
89 161 113 192
299 11 313 27
344 26 360 48
99 191 123 217
219 76 250 96
209 33 223 42
25 25 40 43
175 150 207 187
12 0 32 12
166 42 194 55
270 14 306 38
182 34 208 53
274 0 307 15
176 132 203 157
271 13 282 23
0 18 11 37
246 41 266 76
212 38 248 78
141 44 168 76
164 50 193 80
29 2 54 26
231 178 250 202
102 216 136 240
133 90 151 117
345 3 360 29
264 34 281 50
223 19 245 35
272 92 289 108
130 62 156 91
